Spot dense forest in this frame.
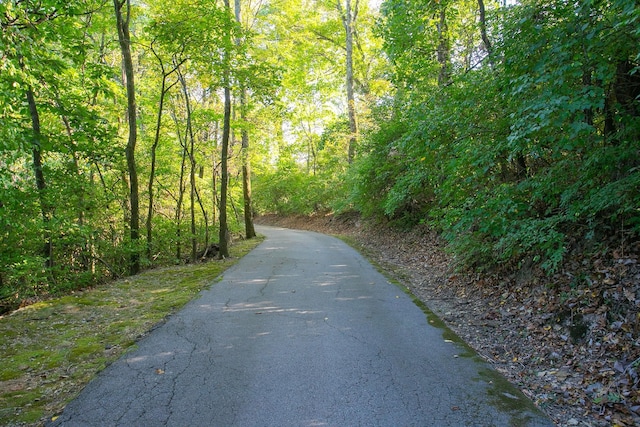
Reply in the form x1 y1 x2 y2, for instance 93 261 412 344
1 0 638 312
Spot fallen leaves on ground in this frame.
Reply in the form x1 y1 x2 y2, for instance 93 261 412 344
257 213 640 427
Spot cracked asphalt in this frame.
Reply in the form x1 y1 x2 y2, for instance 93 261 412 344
49 226 554 427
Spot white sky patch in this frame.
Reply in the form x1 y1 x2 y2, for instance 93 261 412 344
369 0 383 11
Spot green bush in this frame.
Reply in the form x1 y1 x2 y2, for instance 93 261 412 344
349 0 640 274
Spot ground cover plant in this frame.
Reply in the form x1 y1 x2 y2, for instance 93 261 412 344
0 237 262 426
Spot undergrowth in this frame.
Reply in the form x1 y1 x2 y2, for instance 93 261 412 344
0 236 263 427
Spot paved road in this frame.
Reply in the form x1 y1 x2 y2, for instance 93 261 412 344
50 226 554 427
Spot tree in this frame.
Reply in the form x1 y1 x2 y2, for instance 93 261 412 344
26 86 53 268
113 0 140 275
235 0 256 239
175 68 199 262
145 42 184 260
337 0 359 163
1 0 131 307
218 0 234 259
3 1 64 270
351 0 640 273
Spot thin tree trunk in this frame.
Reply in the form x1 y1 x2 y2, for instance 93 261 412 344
241 115 255 238
218 0 233 259
176 139 188 263
177 70 198 263
170 108 189 262
229 190 241 225
88 169 96 274
219 84 231 258
437 6 450 86
190 130 197 263
146 73 165 260
146 52 183 260
59 108 89 270
337 0 359 164
194 184 209 249
26 88 53 268
211 121 220 224
146 54 185 260
477 0 492 58
212 120 219 224
235 0 256 239
113 0 140 275
120 170 131 241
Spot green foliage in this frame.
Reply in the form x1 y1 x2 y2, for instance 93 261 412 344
0 0 252 310
349 0 640 273
253 115 351 216
345 106 416 221
253 159 339 216
3 0 637 307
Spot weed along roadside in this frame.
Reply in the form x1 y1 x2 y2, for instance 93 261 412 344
0 237 263 427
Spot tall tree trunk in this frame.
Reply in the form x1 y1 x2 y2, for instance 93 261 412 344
338 0 359 164
219 0 232 259
194 184 209 249
235 0 256 239
59 108 89 270
436 6 450 86
146 73 165 261
175 149 187 263
189 150 197 260
26 88 53 268
219 86 231 258
212 120 219 224
177 70 198 263
120 170 131 251
174 121 188 263
477 0 492 58
240 100 255 238
146 54 183 261
113 0 140 275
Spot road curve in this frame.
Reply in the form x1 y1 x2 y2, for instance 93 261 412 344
49 225 554 427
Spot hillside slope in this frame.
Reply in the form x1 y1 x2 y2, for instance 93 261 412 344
257 213 640 427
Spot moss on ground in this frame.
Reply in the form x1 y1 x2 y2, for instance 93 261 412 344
0 237 263 426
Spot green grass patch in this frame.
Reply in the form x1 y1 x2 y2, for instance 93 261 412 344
0 236 263 426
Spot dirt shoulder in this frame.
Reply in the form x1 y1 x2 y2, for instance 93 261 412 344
257 213 640 427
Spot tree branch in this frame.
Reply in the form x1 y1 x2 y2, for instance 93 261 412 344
309 29 345 51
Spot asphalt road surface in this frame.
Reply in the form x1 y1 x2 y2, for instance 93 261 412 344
49 225 554 427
